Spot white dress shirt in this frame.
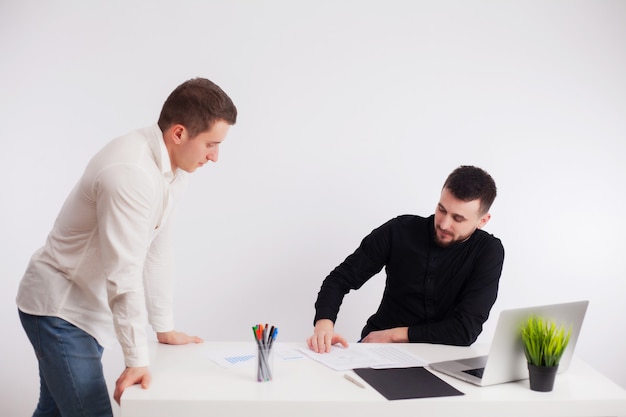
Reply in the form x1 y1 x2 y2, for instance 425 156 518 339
17 124 187 367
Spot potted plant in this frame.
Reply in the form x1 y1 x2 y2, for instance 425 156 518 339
520 316 572 392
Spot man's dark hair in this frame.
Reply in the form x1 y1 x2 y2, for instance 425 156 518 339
443 165 497 215
158 77 237 138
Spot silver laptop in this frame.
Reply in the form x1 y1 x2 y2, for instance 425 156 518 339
429 300 589 386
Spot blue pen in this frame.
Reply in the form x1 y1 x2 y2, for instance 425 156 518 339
268 327 278 350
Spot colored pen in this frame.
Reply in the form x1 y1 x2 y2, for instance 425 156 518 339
268 327 278 350
253 323 279 381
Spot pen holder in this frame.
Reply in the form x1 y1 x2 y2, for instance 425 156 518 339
256 345 274 382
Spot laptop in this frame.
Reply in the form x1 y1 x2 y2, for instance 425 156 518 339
429 300 589 386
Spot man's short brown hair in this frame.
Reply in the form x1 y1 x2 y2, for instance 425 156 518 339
158 77 237 138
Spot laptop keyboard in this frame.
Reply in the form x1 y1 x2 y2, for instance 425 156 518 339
462 367 485 378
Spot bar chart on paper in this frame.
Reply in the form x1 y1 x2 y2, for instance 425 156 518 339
205 345 305 368
224 354 255 365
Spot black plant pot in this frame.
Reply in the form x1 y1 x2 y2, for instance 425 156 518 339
527 363 559 392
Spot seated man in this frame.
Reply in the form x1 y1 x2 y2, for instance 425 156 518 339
307 165 504 353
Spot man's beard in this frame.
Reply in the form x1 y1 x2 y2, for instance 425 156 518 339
433 227 472 248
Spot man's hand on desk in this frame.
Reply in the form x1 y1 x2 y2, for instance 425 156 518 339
307 319 349 353
114 366 151 405
360 327 409 343
157 330 204 345
113 331 202 404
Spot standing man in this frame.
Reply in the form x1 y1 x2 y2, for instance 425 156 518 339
17 77 237 416
307 165 504 353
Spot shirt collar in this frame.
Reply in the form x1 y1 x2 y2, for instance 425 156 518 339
149 124 180 183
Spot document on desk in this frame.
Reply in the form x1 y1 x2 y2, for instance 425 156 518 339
299 344 427 371
206 345 306 368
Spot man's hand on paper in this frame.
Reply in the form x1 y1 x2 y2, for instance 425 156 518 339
307 319 349 353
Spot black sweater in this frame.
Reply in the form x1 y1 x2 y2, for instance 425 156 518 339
313 215 505 346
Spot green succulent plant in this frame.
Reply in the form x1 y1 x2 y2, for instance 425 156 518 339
521 316 571 367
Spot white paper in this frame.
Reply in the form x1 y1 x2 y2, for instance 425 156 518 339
299 344 428 371
206 347 256 368
206 345 306 368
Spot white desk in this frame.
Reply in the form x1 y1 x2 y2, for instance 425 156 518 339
121 342 626 417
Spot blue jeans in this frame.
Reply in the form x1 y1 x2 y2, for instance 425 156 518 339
19 310 114 417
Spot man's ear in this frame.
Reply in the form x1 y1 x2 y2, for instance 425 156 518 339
170 124 187 144
477 213 491 229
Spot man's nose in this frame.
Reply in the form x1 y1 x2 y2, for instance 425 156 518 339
439 215 451 230
207 148 219 162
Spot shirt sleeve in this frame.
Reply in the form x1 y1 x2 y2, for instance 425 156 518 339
407 237 505 346
143 213 175 333
95 163 156 367
313 221 391 324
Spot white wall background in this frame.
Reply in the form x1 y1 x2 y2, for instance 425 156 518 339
1 1 625 415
